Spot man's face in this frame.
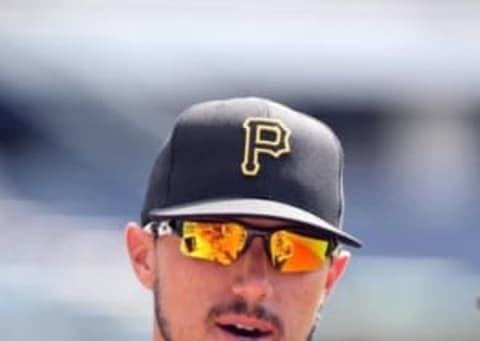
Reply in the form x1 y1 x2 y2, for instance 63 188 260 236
126 217 350 341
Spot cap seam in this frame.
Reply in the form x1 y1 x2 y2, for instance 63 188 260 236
264 100 272 200
333 133 344 227
164 119 180 207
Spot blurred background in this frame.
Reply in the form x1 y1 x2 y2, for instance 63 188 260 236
1 1 479 340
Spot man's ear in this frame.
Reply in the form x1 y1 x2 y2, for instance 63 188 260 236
125 222 156 290
324 250 351 297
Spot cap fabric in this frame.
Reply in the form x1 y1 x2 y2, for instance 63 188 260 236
142 97 362 247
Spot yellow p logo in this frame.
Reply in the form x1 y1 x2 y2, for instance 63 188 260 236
241 117 291 176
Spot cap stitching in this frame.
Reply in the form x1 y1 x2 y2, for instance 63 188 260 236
264 100 272 199
164 119 180 207
333 133 344 227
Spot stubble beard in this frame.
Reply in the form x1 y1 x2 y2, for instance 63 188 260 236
153 278 321 341
153 278 173 341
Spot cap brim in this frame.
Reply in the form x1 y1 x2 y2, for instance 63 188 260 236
148 198 362 248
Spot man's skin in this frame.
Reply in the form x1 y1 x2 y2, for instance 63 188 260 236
126 217 350 341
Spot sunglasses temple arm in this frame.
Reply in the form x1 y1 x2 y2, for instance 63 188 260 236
144 221 173 237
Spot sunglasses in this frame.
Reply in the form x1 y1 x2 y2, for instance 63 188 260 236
145 218 340 273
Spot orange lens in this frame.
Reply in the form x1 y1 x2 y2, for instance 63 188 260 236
180 221 247 265
270 230 329 273
179 220 331 273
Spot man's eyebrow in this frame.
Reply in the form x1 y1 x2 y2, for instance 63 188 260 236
233 217 295 228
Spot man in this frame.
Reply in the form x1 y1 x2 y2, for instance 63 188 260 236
125 97 362 340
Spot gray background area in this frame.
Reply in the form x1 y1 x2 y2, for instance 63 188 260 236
1 1 479 340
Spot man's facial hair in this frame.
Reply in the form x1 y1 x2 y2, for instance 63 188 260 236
154 278 173 341
153 279 322 341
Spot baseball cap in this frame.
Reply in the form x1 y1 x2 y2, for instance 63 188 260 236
141 97 362 247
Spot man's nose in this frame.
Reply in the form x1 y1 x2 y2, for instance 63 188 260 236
231 237 274 303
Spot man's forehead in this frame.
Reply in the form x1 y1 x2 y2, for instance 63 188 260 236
220 216 295 228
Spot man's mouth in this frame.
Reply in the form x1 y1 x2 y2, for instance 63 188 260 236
215 314 274 339
217 323 272 338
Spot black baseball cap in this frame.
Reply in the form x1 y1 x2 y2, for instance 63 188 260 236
141 97 362 247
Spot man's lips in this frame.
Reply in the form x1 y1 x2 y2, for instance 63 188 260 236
215 313 275 339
